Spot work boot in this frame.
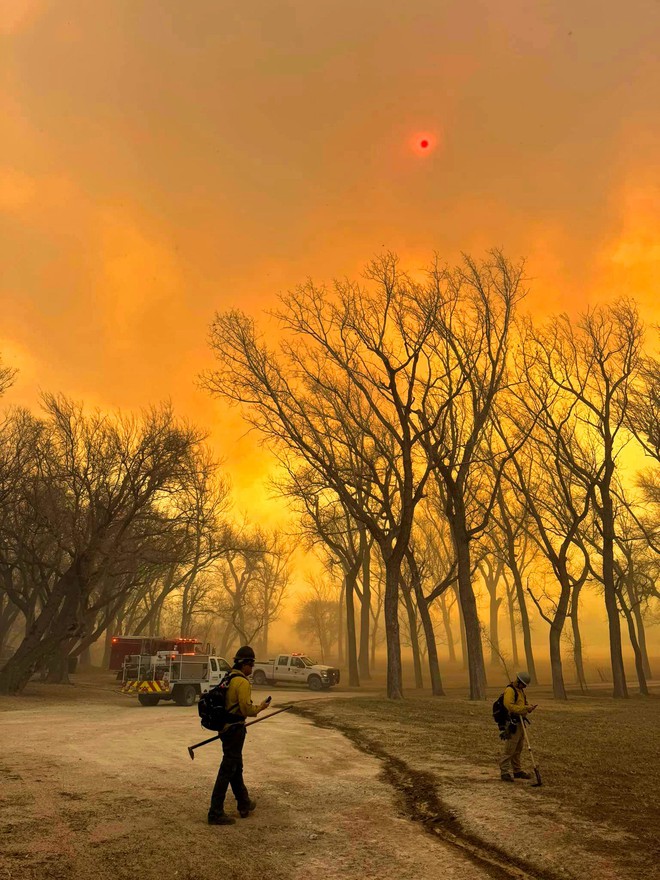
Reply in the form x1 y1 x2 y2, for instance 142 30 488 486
238 799 257 818
208 812 236 826
513 771 532 780
500 773 514 783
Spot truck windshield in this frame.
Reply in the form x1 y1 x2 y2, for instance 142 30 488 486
301 656 314 667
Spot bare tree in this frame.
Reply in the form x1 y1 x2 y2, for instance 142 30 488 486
204 254 445 699
523 303 644 698
477 554 505 667
417 251 526 698
0 397 203 694
212 527 289 657
0 356 16 398
295 577 340 663
501 357 593 700
628 349 660 465
278 463 369 686
488 481 538 682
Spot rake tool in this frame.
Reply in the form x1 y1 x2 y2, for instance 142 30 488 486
187 704 293 760
522 720 543 786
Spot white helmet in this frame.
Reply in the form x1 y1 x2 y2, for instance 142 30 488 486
516 671 531 686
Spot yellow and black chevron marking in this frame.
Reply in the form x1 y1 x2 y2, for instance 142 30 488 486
121 680 170 695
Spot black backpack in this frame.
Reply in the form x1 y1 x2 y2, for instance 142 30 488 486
198 672 241 731
492 685 515 728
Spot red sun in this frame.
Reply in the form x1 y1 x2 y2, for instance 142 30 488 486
412 134 436 155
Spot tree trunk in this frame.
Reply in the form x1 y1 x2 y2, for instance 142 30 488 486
545 569 571 700
101 622 116 669
570 581 588 693
418 601 444 696
439 592 456 664
454 584 468 670
358 530 372 680
344 570 360 688
77 644 92 670
618 589 649 696
383 556 404 700
489 594 502 666
549 620 567 700
370 615 378 671
600 480 629 698
45 644 73 684
402 583 423 689
481 561 503 666
0 566 84 695
0 597 20 656
507 584 519 668
512 566 537 684
406 549 443 695
262 617 269 658
337 581 345 667
631 594 652 680
450 512 487 700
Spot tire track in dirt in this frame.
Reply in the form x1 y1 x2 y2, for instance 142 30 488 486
292 704 563 880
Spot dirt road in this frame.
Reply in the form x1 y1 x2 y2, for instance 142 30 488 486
1 683 495 880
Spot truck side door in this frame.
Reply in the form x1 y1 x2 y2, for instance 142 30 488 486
208 657 221 686
290 656 306 683
275 655 290 682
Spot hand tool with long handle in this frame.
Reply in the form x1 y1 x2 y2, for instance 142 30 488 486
522 720 543 786
187 704 293 760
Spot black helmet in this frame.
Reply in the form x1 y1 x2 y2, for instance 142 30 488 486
233 645 256 665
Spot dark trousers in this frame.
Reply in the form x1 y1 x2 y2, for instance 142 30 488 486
209 725 250 816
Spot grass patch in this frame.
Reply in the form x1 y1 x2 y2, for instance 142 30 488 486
294 690 660 850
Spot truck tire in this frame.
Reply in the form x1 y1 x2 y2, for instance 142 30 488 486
308 675 323 691
174 684 197 706
138 694 160 706
252 670 268 686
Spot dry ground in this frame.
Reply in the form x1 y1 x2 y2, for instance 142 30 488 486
292 687 660 880
0 676 494 880
1 673 658 880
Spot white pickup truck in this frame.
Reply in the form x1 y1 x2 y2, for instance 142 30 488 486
251 653 340 691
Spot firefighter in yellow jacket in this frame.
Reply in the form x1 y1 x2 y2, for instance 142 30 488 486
208 646 270 825
500 671 537 782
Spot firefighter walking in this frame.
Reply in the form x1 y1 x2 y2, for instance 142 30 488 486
208 646 270 826
499 671 537 782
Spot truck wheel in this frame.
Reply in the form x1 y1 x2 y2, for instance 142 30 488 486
174 684 197 706
308 675 323 691
252 670 267 686
138 694 160 706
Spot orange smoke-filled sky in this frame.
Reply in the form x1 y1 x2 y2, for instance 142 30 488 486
2 0 660 519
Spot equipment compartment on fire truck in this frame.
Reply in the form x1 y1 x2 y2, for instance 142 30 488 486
109 636 208 671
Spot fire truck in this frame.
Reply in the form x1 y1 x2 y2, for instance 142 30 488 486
120 650 232 706
108 635 213 671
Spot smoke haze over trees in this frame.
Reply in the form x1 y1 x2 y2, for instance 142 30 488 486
1 251 659 700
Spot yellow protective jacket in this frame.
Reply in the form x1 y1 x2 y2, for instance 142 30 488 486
224 670 260 726
503 682 531 717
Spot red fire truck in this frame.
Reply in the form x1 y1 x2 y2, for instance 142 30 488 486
109 636 209 671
